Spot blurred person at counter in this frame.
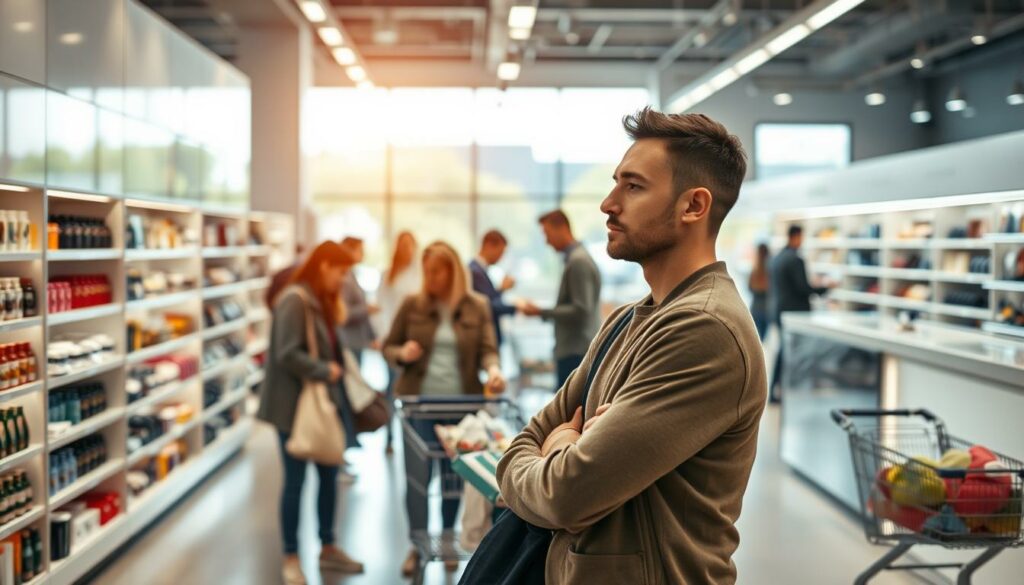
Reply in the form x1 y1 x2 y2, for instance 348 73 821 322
519 210 602 388
338 236 378 366
768 224 830 403
469 229 519 348
749 242 771 341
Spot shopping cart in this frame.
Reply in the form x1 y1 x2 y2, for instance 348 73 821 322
399 396 526 585
832 408 1024 585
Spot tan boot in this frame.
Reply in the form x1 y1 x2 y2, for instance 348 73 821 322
319 545 364 574
282 555 306 585
401 549 420 578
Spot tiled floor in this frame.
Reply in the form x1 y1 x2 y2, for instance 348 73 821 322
88 401 962 585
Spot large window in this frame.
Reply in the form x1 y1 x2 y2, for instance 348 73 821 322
307 86 650 309
754 123 851 180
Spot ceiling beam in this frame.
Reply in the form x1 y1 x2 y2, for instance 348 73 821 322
654 0 736 70
588 24 613 54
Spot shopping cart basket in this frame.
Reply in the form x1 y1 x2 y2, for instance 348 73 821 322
832 408 1024 585
399 396 526 585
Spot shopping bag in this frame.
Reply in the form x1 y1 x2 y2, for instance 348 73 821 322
341 348 391 433
452 450 502 503
285 293 346 465
460 485 494 552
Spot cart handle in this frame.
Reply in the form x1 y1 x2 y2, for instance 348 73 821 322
830 408 942 431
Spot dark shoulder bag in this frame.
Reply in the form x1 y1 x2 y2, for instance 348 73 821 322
458 308 635 585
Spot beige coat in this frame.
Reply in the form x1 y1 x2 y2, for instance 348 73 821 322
497 262 767 585
383 292 499 396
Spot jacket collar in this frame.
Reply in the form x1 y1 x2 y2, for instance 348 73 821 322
411 292 474 317
638 261 728 311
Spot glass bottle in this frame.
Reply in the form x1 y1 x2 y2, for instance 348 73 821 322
15 407 28 451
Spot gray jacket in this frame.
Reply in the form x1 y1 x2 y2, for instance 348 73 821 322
339 271 376 352
257 283 343 435
543 242 602 359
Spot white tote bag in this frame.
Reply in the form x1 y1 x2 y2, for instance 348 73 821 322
285 291 346 466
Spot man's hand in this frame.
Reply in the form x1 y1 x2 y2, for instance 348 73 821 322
516 299 542 317
500 275 516 292
541 407 583 456
399 341 423 363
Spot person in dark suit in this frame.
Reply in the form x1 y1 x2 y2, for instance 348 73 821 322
769 224 829 402
469 230 518 347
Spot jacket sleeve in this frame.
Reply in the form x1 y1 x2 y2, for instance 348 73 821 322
477 301 500 372
383 298 412 367
541 258 598 323
472 265 516 319
342 276 371 324
787 255 827 298
272 292 333 382
496 312 749 533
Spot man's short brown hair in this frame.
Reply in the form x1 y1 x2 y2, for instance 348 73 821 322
622 107 747 235
481 230 507 247
538 209 572 231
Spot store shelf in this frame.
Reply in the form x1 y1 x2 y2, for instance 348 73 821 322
880 267 933 281
127 419 201 466
810 263 847 273
931 303 991 320
23 572 46 585
883 296 933 312
845 265 882 277
127 375 199 415
125 334 198 365
882 239 930 249
247 277 271 291
930 238 992 250
201 281 249 300
203 389 248 422
47 249 121 262
0 316 42 333
934 271 990 285
0 506 45 542
246 370 265 387
827 290 882 305
125 247 198 261
983 233 1024 244
0 252 41 262
125 290 199 312
201 353 249 381
983 280 1024 293
201 319 246 341
202 246 246 259
981 322 1024 339
0 380 43 404
247 245 271 257
0 445 43 475
50 459 124 508
48 409 125 452
48 514 125 576
246 338 268 356
47 304 122 326
248 308 270 325
48 356 124 391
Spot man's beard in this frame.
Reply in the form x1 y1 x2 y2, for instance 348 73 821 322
606 205 678 263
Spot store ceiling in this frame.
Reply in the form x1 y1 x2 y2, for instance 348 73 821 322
142 0 1024 90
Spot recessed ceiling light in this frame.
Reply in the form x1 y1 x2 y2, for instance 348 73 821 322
509 27 531 40
910 100 931 124
945 86 967 112
865 91 886 106
299 1 327 23
971 34 987 46
722 11 738 26
12 22 33 33
318 27 343 46
773 92 794 106
332 47 357 66
497 62 521 81
59 32 83 45
1008 80 1024 106
346 65 367 82
910 57 925 69
565 32 580 45
0 184 30 193
508 6 537 30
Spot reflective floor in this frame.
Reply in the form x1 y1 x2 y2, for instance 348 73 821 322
88 400 950 585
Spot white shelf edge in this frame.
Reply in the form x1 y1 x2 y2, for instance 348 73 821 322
47 249 122 262
46 303 122 327
247 277 271 291
47 408 125 452
126 375 199 415
202 246 247 259
982 280 1024 293
201 319 247 341
201 353 250 381
48 513 126 576
930 238 993 250
930 303 991 320
48 357 125 390
0 380 44 404
0 252 41 262
125 334 199 365
247 309 270 325
0 316 43 333
202 389 248 422
0 506 45 542
125 290 200 312
934 272 990 284
0 445 43 474
124 247 199 261
247 246 271 256
127 418 201 466
983 233 1024 244
981 322 1024 339
201 282 249 300
50 459 125 509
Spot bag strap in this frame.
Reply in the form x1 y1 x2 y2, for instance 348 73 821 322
580 307 635 422
289 286 321 361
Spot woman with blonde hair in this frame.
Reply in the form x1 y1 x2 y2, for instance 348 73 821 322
258 240 365 585
384 241 505 576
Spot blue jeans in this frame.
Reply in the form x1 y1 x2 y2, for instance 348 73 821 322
751 309 769 342
278 432 339 554
556 354 584 390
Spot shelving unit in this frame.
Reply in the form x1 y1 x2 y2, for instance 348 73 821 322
778 190 1024 336
0 180 294 584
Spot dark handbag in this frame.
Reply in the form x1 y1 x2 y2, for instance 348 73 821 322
354 392 390 433
458 308 635 585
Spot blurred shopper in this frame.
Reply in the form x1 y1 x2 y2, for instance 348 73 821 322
338 237 378 365
264 244 305 308
374 231 422 455
257 241 365 585
520 210 601 389
769 225 829 403
383 241 506 577
749 243 771 341
496 108 766 585
469 229 518 348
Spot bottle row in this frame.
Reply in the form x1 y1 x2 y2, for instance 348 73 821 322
48 275 112 314
203 299 245 327
0 471 33 526
0 528 42 584
0 408 30 460
48 383 108 428
51 491 121 563
0 345 38 393
126 314 194 353
126 215 191 251
0 279 37 322
0 211 34 254
126 270 195 302
126 355 199 405
47 215 113 250
46 335 116 378
127 403 195 457
48 436 108 497
126 440 188 498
